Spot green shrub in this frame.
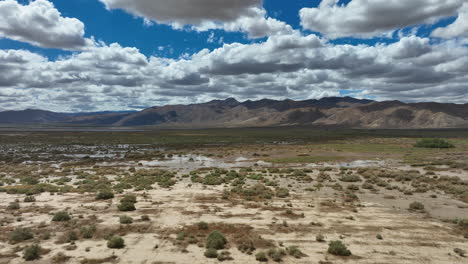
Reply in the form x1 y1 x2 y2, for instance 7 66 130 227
197 221 209 230
118 202 136 211
328 240 351 256
7 202 20 210
409 201 425 211
96 190 114 200
66 231 78 242
52 211 71 222
287 246 305 258
275 188 290 198
414 138 454 148
107 236 125 249
23 196 36 203
255 251 268 262
347 184 360 191
141 215 150 221
23 244 41 261
10 227 34 243
176 232 186 241
267 248 286 262
217 251 232 261
206 230 227 250
119 215 133 224
204 248 218 258
120 194 137 204
339 175 361 182
80 225 96 239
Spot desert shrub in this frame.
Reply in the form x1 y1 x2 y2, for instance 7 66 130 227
121 194 137 204
409 201 425 211
141 215 150 221
267 248 286 262
217 251 232 261
24 196 36 203
328 240 351 256
118 202 136 211
231 184 273 200
52 211 71 222
66 231 78 243
23 244 41 261
414 138 454 148
204 248 218 258
96 190 114 200
376 234 383 240
255 251 268 262
10 227 34 243
197 221 209 230
206 230 227 250
347 184 359 191
203 174 225 185
275 187 290 198
107 236 125 249
176 232 186 241
7 201 20 210
287 246 305 258
316 233 325 242
339 174 361 182
51 252 70 263
119 215 133 224
80 225 96 239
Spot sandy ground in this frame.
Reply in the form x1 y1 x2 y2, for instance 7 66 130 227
1 174 467 264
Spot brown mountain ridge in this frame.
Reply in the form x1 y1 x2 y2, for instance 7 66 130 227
1 97 467 129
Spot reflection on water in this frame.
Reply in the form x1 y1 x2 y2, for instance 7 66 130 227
307 160 385 168
100 154 272 170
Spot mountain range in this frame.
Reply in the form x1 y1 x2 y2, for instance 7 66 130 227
1 97 467 129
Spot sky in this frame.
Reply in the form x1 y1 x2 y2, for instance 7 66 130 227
0 0 467 112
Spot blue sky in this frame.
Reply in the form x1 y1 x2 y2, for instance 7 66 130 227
1 0 457 59
0 0 467 111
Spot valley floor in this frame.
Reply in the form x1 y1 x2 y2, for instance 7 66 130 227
0 130 467 264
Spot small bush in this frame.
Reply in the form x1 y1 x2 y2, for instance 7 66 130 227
328 240 351 256
107 236 125 249
23 244 41 261
52 211 71 222
96 190 114 200
316 233 325 242
24 196 36 203
10 227 34 243
176 232 186 241
414 138 454 148
80 225 96 239
118 202 136 212
339 175 361 182
206 230 227 250
204 248 218 258
119 215 133 224
267 248 286 262
217 251 233 261
141 215 150 221
66 231 78 243
287 246 305 258
197 221 209 230
409 201 425 211
7 202 20 210
121 194 137 204
255 251 268 262
275 188 290 198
